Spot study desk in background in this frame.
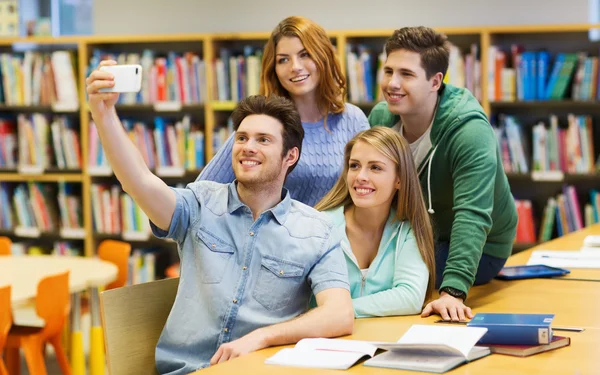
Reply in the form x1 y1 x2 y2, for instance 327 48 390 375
193 224 600 375
0 255 118 375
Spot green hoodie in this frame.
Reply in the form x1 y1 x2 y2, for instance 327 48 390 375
368 84 518 296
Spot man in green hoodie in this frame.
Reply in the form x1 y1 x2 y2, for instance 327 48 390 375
368 26 518 321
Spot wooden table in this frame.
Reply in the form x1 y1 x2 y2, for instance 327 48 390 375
0 255 117 307
192 224 600 375
0 255 118 375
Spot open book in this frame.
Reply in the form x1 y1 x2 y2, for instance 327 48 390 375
364 325 491 373
265 325 490 372
264 338 379 370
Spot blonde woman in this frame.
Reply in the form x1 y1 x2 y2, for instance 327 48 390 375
315 127 435 317
198 16 369 206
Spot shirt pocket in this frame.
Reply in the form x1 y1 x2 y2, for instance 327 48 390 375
195 227 235 284
253 255 305 311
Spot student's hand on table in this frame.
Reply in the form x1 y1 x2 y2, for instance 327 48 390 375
209 329 268 365
421 292 474 322
85 60 119 119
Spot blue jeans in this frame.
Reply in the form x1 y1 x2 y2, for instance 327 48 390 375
434 242 507 289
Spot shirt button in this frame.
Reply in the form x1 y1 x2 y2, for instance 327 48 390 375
249 232 254 236
233 299 238 303
279 270 284 275
224 328 228 332
242 266 247 270
211 244 216 248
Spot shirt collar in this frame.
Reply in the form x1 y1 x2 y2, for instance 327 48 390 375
227 181 291 225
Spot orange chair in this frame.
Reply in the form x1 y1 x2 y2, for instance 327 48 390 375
87 240 131 375
98 240 131 290
0 285 12 375
5 271 71 375
0 237 11 256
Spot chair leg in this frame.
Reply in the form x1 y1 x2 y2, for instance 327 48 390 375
21 338 48 375
0 357 10 375
5 347 20 375
50 336 72 375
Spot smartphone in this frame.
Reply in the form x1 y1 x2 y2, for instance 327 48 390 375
495 264 570 280
98 64 142 93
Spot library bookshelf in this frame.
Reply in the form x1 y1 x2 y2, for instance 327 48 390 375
0 24 599 278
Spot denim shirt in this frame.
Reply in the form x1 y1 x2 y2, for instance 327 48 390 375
151 181 350 375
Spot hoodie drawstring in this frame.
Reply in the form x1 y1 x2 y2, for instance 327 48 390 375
425 146 438 214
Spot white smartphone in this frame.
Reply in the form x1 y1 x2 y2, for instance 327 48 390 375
98 64 143 93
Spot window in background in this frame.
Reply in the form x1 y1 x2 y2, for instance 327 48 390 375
19 0 92 37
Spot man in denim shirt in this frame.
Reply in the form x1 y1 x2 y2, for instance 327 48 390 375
87 62 354 375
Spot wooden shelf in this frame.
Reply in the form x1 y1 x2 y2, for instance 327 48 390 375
83 103 206 113
512 242 539 254
0 104 79 113
491 100 600 110
0 228 86 240
95 232 177 247
210 101 237 111
88 168 204 180
506 172 600 183
0 23 598 258
0 173 83 182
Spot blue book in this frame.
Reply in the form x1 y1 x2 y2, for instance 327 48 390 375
467 313 554 345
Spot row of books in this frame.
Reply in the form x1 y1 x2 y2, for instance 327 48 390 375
89 117 206 175
0 114 81 171
516 186 599 244
494 114 597 175
213 46 262 102
538 187 599 241
88 50 208 105
488 46 598 102
127 247 173 286
0 51 79 109
0 182 83 237
90 183 150 236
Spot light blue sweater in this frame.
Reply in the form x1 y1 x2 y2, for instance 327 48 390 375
325 206 429 318
197 103 369 207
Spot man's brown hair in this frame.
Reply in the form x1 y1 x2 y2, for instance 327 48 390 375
385 26 450 80
231 95 304 175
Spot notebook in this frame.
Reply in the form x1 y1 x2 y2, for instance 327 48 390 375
363 325 490 374
467 313 554 345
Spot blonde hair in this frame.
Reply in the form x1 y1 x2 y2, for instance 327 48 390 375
315 127 436 303
260 16 346 119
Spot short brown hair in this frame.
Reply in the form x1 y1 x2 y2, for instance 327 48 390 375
385 26 450 80
260 16 346 117
231 95 304 174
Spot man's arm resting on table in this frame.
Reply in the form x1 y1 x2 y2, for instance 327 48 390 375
210 287 354 365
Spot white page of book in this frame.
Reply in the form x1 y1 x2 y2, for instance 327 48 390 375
294 338 378 357
527 250 600 268
264 347 368 370
386 325 488 358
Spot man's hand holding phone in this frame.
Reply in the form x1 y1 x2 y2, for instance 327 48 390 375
86 61 142 120
86 60 120 120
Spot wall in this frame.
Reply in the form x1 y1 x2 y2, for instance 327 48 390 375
93 0 590 35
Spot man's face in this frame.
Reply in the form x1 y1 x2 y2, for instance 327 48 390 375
380 49 441 116
231 114 295 188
